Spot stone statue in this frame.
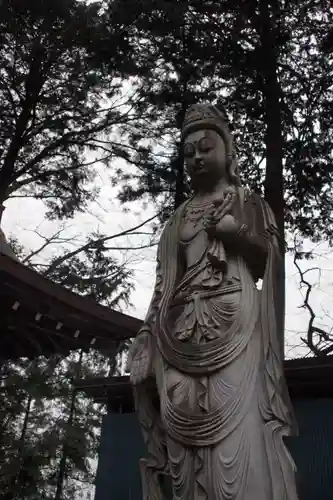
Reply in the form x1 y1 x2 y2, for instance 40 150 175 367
128 104 299 500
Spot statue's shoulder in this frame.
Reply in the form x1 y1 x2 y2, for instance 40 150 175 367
238 187 260 211
248 191 275 218
157 199 190 250
243 189 269 210
243 189 278 234
242 188 260 204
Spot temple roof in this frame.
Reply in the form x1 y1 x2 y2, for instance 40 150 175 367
0 252 142 358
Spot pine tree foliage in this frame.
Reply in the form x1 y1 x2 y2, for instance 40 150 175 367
0 1 150 498
0 348 119 499
0 0 142 218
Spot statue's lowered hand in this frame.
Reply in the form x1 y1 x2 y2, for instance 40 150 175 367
127 330 153 385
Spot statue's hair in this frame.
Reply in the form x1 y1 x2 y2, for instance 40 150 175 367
181 103 241 186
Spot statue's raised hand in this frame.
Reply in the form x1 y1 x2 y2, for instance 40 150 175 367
204 188 239 238
127 330 154 385
213 188 236 219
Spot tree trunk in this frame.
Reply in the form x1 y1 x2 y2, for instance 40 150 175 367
0 43 45 204
259 0 285 355
174 3 191 210
174 150 186 210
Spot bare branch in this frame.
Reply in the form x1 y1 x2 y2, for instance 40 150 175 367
21 227 75 264
104 243 157 251
293 238 333 356
43 212 160 277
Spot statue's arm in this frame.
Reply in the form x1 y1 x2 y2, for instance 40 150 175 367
233 230 269 279
238 196 282 277
214 194 280 279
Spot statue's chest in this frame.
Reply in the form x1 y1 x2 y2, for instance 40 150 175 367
180 203 212 243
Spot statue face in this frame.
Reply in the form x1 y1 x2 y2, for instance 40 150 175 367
183 129 227 189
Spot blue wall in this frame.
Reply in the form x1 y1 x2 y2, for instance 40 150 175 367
95 398 333 500
94 412 146 500
288 398 333 499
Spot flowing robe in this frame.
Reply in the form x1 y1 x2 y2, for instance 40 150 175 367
129 188 299 500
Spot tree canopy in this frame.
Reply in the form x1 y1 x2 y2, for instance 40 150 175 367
0 0 141 219
1 0 333 498
110 0 333 244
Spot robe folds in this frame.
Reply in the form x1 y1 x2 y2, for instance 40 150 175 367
129 188 299 500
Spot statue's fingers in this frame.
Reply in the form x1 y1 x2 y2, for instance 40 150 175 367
213 199 229 218
214 199 233 219
219 201 233 218
204 212 216 225
203 219 214 231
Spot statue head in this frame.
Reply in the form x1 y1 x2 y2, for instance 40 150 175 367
181 104 240 190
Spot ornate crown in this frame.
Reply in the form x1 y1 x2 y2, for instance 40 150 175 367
181 104 229 140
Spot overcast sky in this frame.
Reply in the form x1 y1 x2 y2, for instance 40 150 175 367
3 162 333 359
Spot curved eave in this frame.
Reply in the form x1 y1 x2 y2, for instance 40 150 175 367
0 253 142 358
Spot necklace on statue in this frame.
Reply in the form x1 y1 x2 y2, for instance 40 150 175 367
183 200 215 227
